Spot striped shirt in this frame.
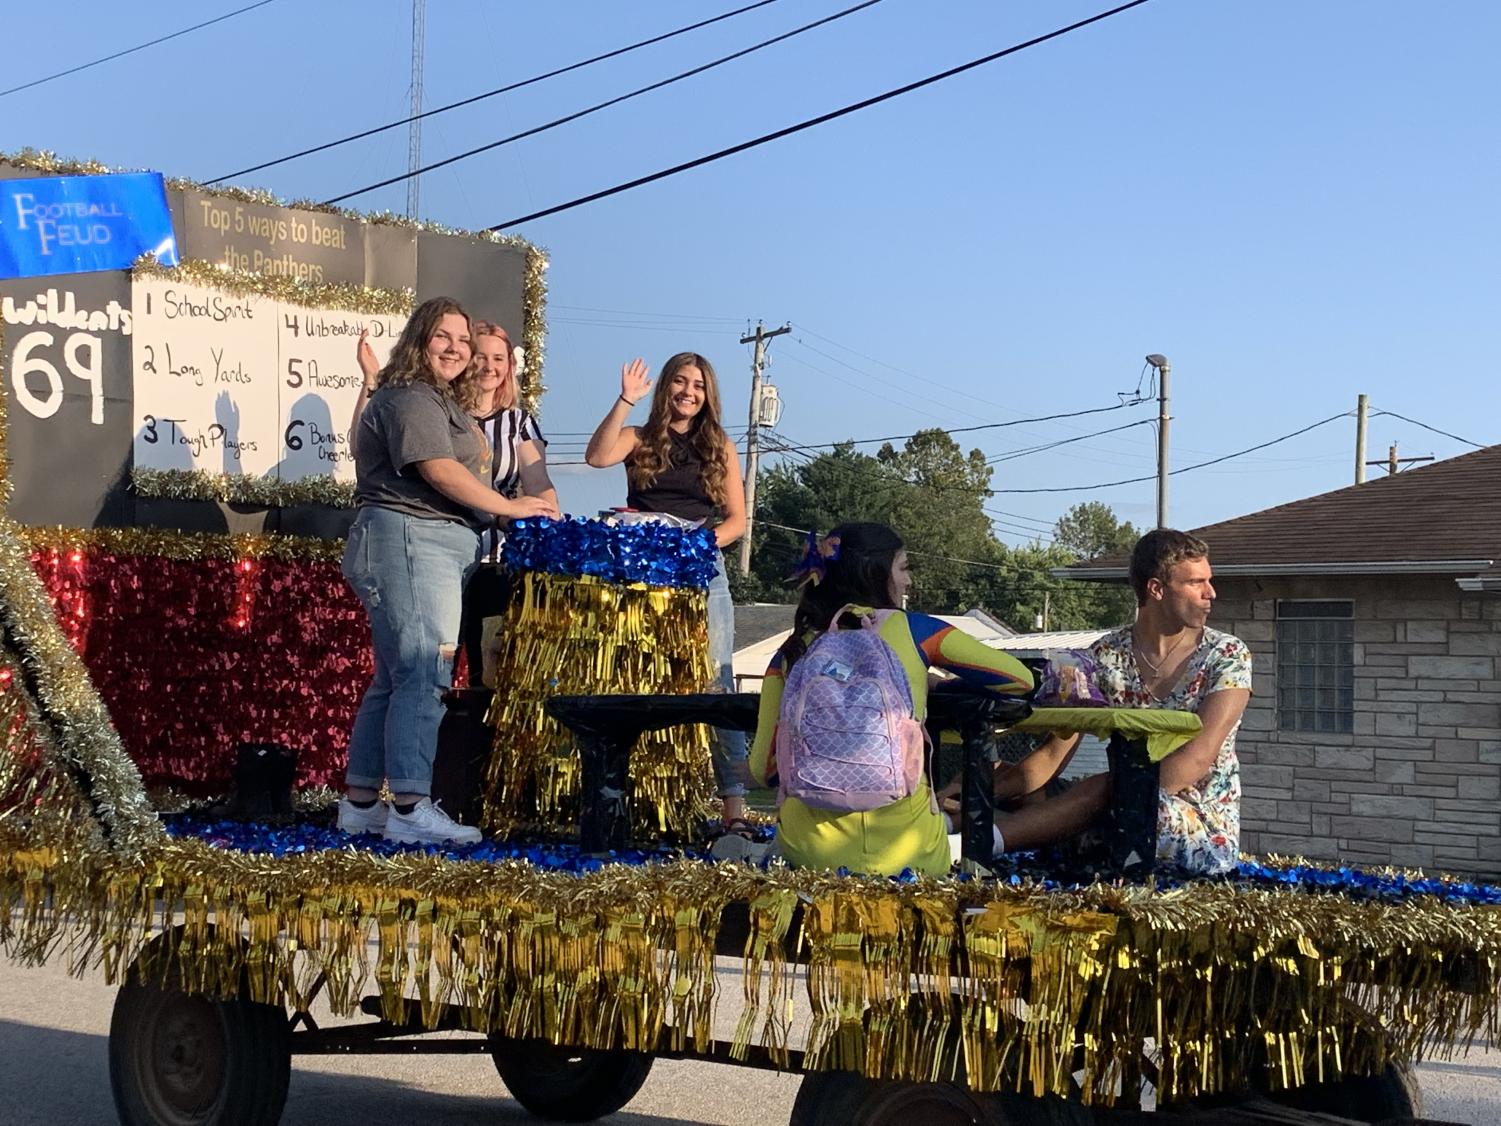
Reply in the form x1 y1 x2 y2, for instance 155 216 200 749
476 407 546 561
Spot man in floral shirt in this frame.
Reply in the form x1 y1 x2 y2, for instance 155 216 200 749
950 529 1252 873
1088 529 1252 872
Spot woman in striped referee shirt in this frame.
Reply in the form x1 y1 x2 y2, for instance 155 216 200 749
467 321 557 559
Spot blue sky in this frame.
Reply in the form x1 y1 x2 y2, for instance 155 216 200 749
5 0 1497 548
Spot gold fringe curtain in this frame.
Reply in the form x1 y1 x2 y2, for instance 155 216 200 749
481 571 718 838
5 839 1501 1106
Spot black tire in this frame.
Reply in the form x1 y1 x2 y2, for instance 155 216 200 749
1268 1060 1422 1122
488 1035 654 1122
791 1070 1035 1126
108 958 291 1126
988 1092 1096 1125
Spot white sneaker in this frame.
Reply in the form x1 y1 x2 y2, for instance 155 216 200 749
709 833 772 864
337 798 389 836
384 798 482 846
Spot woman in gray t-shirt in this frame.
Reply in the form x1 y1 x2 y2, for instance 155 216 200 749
337 297 558 847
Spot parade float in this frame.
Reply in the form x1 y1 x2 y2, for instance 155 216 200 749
2 152 1500 1126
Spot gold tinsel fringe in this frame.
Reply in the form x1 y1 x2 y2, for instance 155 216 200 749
130 467 357 510
4 838 1501 1105
482 571 718 838
131 256 414 316
20 525 347 564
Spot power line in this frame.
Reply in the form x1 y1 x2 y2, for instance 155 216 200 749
324 0 885 205
775 350 959 425
989 411 1354 494
985 509 1057 534
794 323 1151 453
206 0 786 183
551 304 743 323
487 0 1151 229
758 520 1014 573
761 441 1059 546
1370 409 1485 450
985 418 1156 464
783 335 1153 462
763 401 1146 454
788 336 977 417
1 0 279 99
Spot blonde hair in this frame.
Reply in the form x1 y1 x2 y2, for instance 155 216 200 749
377 297 481 412
473 320 518 410
627 352 732 506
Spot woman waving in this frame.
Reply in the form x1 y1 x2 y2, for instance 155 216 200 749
585 353 749 827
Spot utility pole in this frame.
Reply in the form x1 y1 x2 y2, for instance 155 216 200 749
1146 354 1171 528
1355 393 1368 484
1366 442 1434 476
737 321 791 576
406 0 426 220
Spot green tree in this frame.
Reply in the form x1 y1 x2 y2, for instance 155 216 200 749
1053 501 1139 562
746 431 1003 613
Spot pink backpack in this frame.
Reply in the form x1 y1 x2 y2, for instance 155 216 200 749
775 607 928 812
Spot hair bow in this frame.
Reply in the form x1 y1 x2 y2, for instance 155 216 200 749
790 530 842 588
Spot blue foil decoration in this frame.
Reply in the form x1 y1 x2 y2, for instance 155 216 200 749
165 813 702 872
502 517 718 590
161 815 1501 904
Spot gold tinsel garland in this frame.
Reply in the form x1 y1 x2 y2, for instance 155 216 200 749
130 256 414 316
4 832 1501 1105
3 147 549 407
19 525 347 565
482 571 718 837
0 527 163 860
130 468 357 511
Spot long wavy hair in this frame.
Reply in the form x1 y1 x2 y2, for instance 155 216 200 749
779 523 906 674
377 296 481 412
472 320 518 411
626 352 732 506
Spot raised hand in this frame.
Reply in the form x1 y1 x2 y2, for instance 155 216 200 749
620 358 652 406
214 390 240 434
356 329 380 384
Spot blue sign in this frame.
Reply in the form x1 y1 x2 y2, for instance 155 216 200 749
0 171 179 280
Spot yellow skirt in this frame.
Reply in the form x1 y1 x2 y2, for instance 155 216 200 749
776 782 950 878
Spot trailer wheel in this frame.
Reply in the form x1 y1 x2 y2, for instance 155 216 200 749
488 1035 654 1121
790 1071 1022 1126
108 958 291 1126
1269 1060 1422 1122
988 1092 1095 1124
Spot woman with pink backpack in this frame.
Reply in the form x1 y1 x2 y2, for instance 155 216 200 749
747 523 1034 877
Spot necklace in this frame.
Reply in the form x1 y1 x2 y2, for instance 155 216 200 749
1133 628 1198 680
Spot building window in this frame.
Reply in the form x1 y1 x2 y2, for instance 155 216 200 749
1276 600 1354 733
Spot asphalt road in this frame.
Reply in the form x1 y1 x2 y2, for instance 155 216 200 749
2 955 1498 1125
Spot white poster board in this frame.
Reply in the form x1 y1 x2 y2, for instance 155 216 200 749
276 305 404 483
131 275 279 476
131 271 406 485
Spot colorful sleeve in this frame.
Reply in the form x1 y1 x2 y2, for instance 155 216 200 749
1205 633 1253 694
749 650 786 788
907 613 1033 695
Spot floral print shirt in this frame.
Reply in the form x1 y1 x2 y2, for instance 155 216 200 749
1089 626 1253 874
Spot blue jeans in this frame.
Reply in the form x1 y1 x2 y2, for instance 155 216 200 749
707 551 749 798
343 507 480 796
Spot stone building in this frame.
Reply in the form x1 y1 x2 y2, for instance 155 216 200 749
1065 444 1501 877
